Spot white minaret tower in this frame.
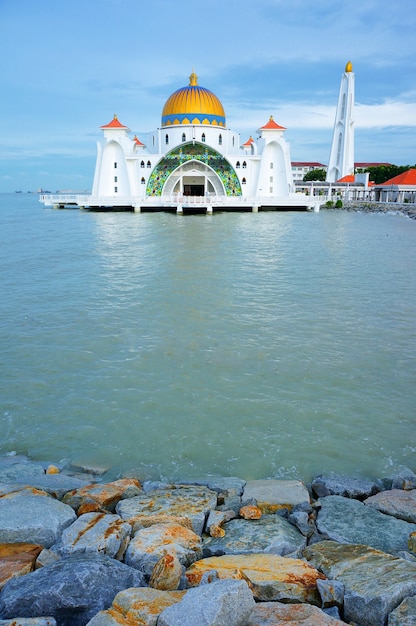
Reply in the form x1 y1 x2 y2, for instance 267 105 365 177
326 61 355 182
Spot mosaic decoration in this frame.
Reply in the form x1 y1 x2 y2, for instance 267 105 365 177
146 143 242 197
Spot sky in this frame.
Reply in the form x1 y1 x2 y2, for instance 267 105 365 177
0 0 415 193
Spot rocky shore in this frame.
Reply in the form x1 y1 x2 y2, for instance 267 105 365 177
0 455 415 626
328 201 416 220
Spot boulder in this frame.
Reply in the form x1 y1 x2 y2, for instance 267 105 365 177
116 485 217 535
315 495 416 555
303 540 416 626
52 512 132 560
125 522 201 576
311 475 379 500
186 553 325 604
63 479 142 513
158 579 255 626
0 554 145 626
0 494 76 548
85 587 185 626
364 489 416 523
203 515 306 557
0 462 45 483
242 480 310 513
8 474 90 500
0 543 43 589
246 601 345 625
179 477 246 498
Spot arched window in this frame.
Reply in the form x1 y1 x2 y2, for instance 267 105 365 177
182 133 186 142
147 160 151 168
165 134 169 145
141 177 145 184
242 161 247 169
236 161 240 168
219 134 222 146
242 178 246 185
232 137 235 147
140 160 145 168
201 133 206 143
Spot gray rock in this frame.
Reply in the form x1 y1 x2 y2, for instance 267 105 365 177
365 489 416 523
116 484 217 535
203 515 306 557
0 462 45 483
288 510 314 537
242 479 310 513
0 554 144 626
9 474 90 499
246 601 345 625
311 474 379 499
317 577 344 607
52 512 132 560
391 468 416 490
316 495 416 555
304 541 416 626
179 477 246 498
388 595 416 625
0 494 76 548
158 579 255 626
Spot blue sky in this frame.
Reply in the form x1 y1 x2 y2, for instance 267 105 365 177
1 0 415 192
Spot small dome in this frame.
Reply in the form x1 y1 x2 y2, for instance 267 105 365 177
345 60 353 73
161 72 226 127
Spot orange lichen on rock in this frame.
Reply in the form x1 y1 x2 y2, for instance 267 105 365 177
239 505 262 520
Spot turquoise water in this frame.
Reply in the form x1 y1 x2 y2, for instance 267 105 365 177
1 194 415 482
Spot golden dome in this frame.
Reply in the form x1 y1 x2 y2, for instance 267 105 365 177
161 71 226 127
345 60 353 73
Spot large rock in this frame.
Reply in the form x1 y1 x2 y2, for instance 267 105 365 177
63 479 142 514
246 601 345 625
85 587 185 626
158 579 255 626
303 540 416 626
0 494 76 548
0 462 45 483
8 474 90 500
0 543 43 589
388 595 416 625
52 512 132 560
0 554 145 626
125 522 202 576
311 475 379 499
203 515 306 557
315 495 416 555
116 485 217 535
186 553 324 604
179 477 246 498
364 489 416 523
242 480 310 513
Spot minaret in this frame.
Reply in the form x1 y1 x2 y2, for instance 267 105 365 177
326 61 355 182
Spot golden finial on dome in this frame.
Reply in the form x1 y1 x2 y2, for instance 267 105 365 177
345 60 353 73
189 70 198 86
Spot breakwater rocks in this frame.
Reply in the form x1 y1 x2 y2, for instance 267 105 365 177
328 201 416 219
0 456 416 625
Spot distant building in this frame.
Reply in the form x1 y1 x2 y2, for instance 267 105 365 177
291 162 327 181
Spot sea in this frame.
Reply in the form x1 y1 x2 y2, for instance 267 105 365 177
1 193 415 483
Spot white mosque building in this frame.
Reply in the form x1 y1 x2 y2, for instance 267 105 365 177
42 70 319 213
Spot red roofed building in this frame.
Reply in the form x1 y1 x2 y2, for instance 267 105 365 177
373 169 416 203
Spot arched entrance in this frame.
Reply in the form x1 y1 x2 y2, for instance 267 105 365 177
146 142 242 198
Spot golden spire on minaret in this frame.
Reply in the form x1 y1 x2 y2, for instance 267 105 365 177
345 60 353 73
189 70 198 86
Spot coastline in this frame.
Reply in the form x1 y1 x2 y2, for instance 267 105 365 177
327 200 416 219
0 453 415 625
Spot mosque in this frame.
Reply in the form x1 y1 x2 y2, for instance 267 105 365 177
41 64 356 213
